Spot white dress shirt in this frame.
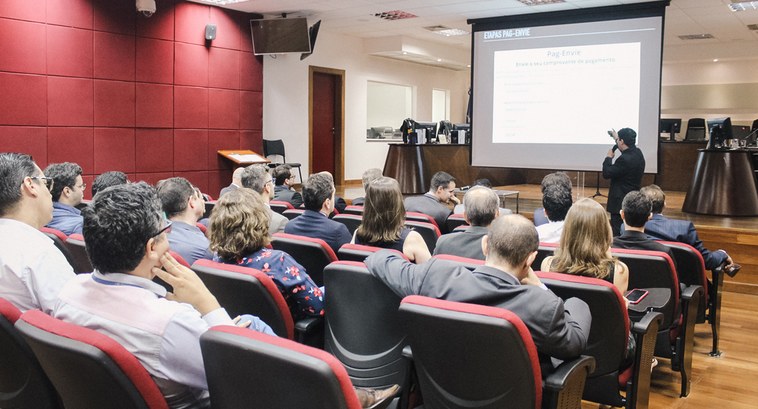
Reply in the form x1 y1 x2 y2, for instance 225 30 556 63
536 220 565 244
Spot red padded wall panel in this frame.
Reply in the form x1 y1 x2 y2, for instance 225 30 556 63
47 25 93 77
136 128 174 172
94 128 136 174
240 91 262 130
94 32 136 81
0 73 47 126
240 130 262 153
208 130 240 170
0 127 48 167
174 2 209 45
208 169 232 198
0 0 46 23
0 18 47 74
93 0 135 35
209 7 241 51
136 37 174 84
136 0 175 40
48 77 93 126
134 172 174 186
174 129 209 172
239 53 262 92
136 83 173 128
47 127 94 171
175 171 209 194
208 89 239 130
47 0 93 29
94 80 135 127
174 86 209 129
209 47 240 90
174 43 208 87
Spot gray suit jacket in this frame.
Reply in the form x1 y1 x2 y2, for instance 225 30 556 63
269 208 288 234
274 185 303 208
366 250 591 363
433 225 488 260
218 183 238 198
403 193 452 233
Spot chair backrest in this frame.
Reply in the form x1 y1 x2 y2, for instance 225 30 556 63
658 241 709 320
195 222 207 234
323 261 411 391
200 326 362 409
399 296 542 409
191 259 294 339
270 200 295 214
445 213 468 232
282 208 305 220
263 139 287 160
685 118 706 141
270 232 338 286
431 254 485 270
536 272 629 378
533 207 549 226
332 214 362 235
0 299 61 409
203 200 216 219
63 233 94 274
405 211 440 229
610 248 680 329
404 220 441 253
15 310 169 409
532 242 558 271
40 227 78 271
337 243 408 262
342 205 364 215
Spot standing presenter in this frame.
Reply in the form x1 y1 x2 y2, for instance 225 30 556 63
602 128 645 236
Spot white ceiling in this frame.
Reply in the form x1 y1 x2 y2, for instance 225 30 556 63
194 0 758 66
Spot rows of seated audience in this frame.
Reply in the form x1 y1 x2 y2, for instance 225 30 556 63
0 151 736 409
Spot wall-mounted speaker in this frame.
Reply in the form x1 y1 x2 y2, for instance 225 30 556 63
300 20 321 60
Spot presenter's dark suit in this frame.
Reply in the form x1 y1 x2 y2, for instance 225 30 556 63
274 185 304 208
404 193 452 233
284 209 351 254
432 225 488 260
366 250 591 367
645 214 728 270
603 146 645 236
612 229 677 271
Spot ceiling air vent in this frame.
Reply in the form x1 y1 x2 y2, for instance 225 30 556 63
748 24 758 31
678 34 715 40
424 25 469 37
373 10 417 21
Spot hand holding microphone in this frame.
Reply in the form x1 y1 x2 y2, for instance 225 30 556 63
607 129 619 157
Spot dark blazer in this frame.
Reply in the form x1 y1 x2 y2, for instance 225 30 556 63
403 193 452 233
274 185 304 208
366 250 591 365
602 146 645 214
433 225 488 260
645 213 728 270
283 209 351 253
218 183 238 198
612 229 677 270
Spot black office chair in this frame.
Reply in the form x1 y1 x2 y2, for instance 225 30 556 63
263 139 303 183
684 118 706 141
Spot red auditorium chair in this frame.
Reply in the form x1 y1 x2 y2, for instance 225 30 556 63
190 259 322 346
15 310 169 409
269 200 295 214
404 220 441 253
431 253 484 270
342 205 364 215
337 243 408 262
0 298 61 409
531 241 558 271
537 272 663 409
271 232 338 286
200 326 380 409
405 211 440 230
445 213 468 232
332 213 363 235
203 200 216 219
398 296 595 409
40 226 78 272
63 233 94 274
282 208 305 220
323 261 412 408
611 248 703 397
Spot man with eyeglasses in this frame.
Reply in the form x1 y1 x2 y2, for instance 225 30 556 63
403 171 460 233
44 161 86 235
156 177 214 266
241 164 288 233
272 164 304 208
0 153 75 313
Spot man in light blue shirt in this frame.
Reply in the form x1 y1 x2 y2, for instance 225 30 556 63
44 162 85 235
156 177 213 266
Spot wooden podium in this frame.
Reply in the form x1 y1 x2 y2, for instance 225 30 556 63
217 150 270 166
682 149 758 216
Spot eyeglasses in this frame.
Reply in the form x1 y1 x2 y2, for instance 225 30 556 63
152 220 173 238
29 176 54 192
76 183 87 191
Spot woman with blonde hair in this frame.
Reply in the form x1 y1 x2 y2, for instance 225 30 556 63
541 198 629 294
209 188 324 320
354 177 431 263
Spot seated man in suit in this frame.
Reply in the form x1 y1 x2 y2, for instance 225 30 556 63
404 171 459 233
612 191 677 265
91 171 128 197
433 186 499 260
241 164 288 234
44 162 86 235
351 168 382 206
641 184 734 270
219 167 244 198
284 171 351 253
453 178 512 216
0 153 75 314
273 164 304 208
536 182 572 243
156 177 213 266
366 214 591 369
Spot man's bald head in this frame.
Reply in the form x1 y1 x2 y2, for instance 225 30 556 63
485 214 539 267
463 186 499 226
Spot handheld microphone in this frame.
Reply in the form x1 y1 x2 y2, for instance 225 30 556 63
608 129 618 152
612 145 618 152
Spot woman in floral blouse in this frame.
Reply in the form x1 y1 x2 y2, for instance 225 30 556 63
208 188 324 320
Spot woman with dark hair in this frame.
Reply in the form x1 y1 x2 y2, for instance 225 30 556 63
208 188 324 320
354 177 431 263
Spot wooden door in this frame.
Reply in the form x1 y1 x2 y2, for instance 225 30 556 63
309 67 344 184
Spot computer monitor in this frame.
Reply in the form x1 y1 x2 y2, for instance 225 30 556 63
414 121 438 143
706 117 732 150
660 118 681 140
452 123 471 144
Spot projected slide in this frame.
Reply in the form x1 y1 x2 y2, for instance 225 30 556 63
491 43 640 144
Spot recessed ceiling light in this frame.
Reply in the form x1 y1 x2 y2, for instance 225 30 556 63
424 26 469 37
713 58 719 62
436 58 442 62
678 34 715 40
729 1 758 11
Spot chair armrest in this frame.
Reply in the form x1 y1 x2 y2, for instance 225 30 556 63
543 355 595 391
631 311 663 336
294 316 323 334
681 284 703 303
626 311 663 408
294 316 324 348
542 355 594 409
402 345 413 360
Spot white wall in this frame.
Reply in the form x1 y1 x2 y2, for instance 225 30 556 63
263 31 470 181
